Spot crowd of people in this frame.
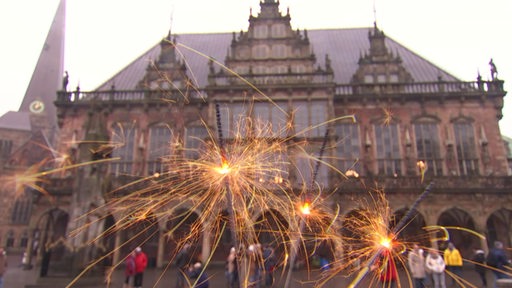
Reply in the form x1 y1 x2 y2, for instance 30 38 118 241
369 241 511 288
118 240 510 288
403 241 510 288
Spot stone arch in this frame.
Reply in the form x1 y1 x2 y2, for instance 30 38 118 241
35 208 69 277
164 208 201 262
390 207 428 248
437 207 476 258
486 208 512 249
254 209 290 263
119 211 159 267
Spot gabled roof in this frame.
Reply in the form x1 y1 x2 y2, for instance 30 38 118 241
0 111 32 131
7 130 55 167
96 28 459 91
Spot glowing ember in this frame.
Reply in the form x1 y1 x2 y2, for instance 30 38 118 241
300 202 311 215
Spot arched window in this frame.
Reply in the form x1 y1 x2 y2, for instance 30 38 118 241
335 123 361 174
453 121 478 175
110 123 136 175
185 125 209 160
148 124 173 175
374 123 402 176
293 100 327 138
414 121 442 175
253 45 269 59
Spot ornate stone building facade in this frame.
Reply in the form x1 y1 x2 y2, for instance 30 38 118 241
2 0 511 275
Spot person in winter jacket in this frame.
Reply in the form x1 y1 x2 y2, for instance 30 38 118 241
443 242 463 287
408 244 427 288
472 249 487 288
426 250 446 288
487 241 511 288
124 251 136 288
188 261 209 288
134 247 148 288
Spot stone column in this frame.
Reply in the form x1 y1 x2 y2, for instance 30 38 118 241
201 219 212 264
157 232 166 268
112 232 122 264
474 219 489 253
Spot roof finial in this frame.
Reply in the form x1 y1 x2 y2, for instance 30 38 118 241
373 0 378 27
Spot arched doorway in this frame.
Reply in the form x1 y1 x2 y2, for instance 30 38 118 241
390 208 428 248
36 208 69 277
120 212 159 267
486 208 512 249
437 208 477 258
255 209 289 264
164 208 200 264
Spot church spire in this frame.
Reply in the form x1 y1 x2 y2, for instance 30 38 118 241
18 0 66 136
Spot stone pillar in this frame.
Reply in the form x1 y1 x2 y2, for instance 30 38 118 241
112 232 122 264
474 220 489 253
201 219 212 264
157 232 166 268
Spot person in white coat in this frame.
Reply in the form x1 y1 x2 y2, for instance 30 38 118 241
408 244 427 288
425 250 446 288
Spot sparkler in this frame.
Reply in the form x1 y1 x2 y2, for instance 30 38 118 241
346 182 434 288
14 39 493 288
284 127 330 288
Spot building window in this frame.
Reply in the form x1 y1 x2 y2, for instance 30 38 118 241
253 66 268 74
294 145 329 189
0 139 13 159
10 191 32 224
374 124 402 176
335 123 361 174
253 45 269 59
148 125 173 175
377 74 386 83
271 24 286 38
271 44 287 59
111 123 135 175
6 230 14 248
254 25 268 39
453 122 479 175
292 65 306 74
414 122 442 175
254 150 289 187
20 230 29 248
364 74 374 83
389 74 399 83
271 65 287 74
185 126 209 160
293 101 327 138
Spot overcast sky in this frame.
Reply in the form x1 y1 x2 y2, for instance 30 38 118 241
1 0 511 137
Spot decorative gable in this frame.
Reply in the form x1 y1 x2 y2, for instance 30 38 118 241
138 32 190 90
351 23 413 87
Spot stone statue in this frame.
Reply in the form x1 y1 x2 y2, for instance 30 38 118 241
489 59 498 80
62 71 69 91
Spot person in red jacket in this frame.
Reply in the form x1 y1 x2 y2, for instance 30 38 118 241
134 247 148 288
373 249 398 288
124 251 136 288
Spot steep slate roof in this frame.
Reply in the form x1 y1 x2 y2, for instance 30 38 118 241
18 0 65 130
96 28 459 91
0 111 32 131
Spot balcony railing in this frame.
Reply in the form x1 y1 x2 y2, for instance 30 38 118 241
56 79 504 106
335 80 505 96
